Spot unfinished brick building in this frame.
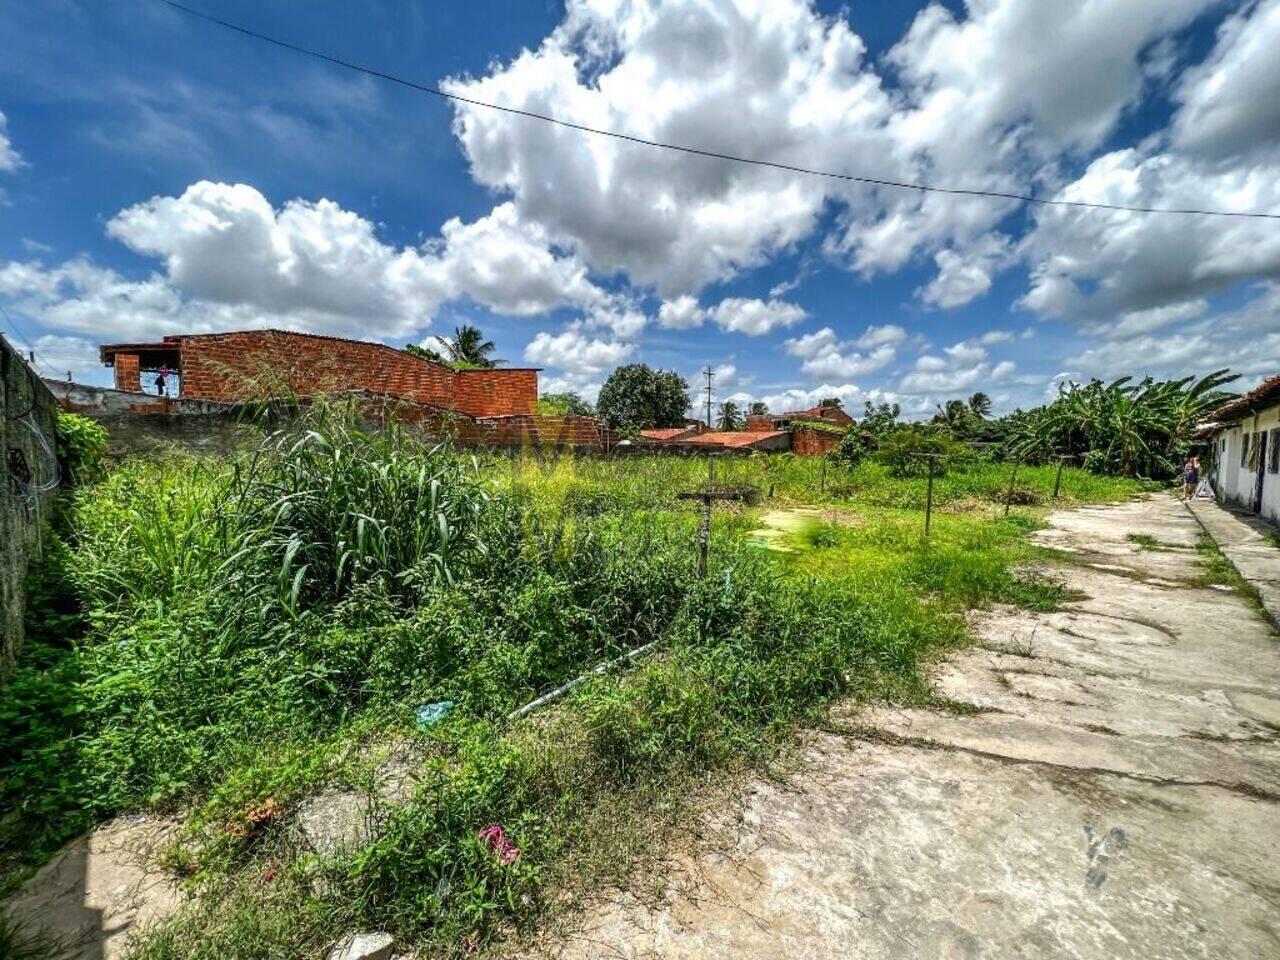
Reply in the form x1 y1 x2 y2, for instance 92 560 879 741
99 329 538 418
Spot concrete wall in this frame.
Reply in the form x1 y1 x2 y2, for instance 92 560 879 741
2 339 61 669
1212 404 1280 524
47 379 252 458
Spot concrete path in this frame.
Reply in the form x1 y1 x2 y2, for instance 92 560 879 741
536 496 1280 960
1186 496 1280 626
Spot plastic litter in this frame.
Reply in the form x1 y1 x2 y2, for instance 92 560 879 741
415 700 454 729
478 824 520 865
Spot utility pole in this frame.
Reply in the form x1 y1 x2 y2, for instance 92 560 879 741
703 365 714 430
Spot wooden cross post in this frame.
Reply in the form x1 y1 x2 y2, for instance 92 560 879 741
1051 454 1073 499
912 452 945 538
677 455 743 577
1004 458 1022 517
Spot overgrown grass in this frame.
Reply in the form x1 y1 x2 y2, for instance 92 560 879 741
1 421 1143 955
1193 534 1270 619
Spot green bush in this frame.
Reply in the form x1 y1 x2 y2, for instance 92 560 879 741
54 411 108 486
874 425 970 478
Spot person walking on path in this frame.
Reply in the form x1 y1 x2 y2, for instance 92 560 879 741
1181 456 1200 500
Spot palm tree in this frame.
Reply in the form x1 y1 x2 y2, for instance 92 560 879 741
968 391 993 419
716 400 744 431
444 325 498 368
749 401 769 416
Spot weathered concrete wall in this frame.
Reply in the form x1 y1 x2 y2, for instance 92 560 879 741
46 379 253 458
2 339 61 669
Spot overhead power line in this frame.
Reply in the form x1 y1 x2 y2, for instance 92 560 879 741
0 305 62 379
156 0 1280 221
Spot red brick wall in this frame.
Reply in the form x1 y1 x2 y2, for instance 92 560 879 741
791 424 843 457
744 414 773 431
812 406 855 427
358 398 605 449
453 369 538 416
114 353 141 392
173 331 535 417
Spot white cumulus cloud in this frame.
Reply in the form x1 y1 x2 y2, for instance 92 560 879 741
709 297 805 336
0 110 20 171
524 328 633 375
785 326 896 379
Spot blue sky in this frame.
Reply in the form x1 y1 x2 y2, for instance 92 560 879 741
1 0 1278 416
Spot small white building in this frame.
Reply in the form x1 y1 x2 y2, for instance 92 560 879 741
1204 375 1280 524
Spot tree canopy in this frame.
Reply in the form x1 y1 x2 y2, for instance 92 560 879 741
405 324 498 369
537 391 595 417
596 364 691 430
1008 371 1237 477
716 400 744 431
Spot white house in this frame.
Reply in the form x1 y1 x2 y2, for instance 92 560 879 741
1204 375 1280 524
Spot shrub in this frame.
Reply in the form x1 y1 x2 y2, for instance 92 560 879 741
828 429 872 467
874 425 970 478
54 411 108 486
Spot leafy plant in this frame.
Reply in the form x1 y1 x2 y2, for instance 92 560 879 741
54 411 108 486
405 325 499 369
875 425 969 478
715 400 744 431
1009 370 1238 477
595 364 690 430
537 391 594 417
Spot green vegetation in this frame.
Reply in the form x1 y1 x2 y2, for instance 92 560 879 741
404 324 499 369
1008 370 1237 477
716 399 744 430
54 411 109 487
595 363 690 430
0 415 1143 956
536 391 594 417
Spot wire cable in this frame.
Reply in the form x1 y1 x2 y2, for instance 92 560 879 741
154 0 1280 221
0 305 64 379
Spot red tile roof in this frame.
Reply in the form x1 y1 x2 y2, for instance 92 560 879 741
1207 374 1280 424
679 430 787 448
640 427 696 441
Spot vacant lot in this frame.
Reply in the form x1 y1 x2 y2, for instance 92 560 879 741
2 413 1142 958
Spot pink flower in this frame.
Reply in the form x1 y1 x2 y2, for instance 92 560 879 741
478 824 520 865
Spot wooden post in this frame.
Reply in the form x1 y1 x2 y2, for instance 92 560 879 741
912 452 943 538
1004 458 1021 516
1052 455 1067 499
700 455 714 577
677 454 743 579
820 457 827 496
925 454 936 537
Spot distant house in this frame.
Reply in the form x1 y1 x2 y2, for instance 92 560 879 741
1203 375 1280 523
744 404 855 432
673 430 791 452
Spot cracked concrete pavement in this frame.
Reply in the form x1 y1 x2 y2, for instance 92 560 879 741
535 496 1280 960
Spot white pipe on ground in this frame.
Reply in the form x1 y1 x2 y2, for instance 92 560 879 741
506 640 659 721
